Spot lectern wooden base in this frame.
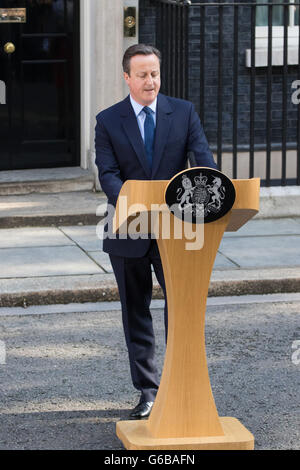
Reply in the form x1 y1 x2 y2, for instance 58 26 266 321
116 417 254 451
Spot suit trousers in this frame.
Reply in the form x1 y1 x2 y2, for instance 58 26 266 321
109 239 168 403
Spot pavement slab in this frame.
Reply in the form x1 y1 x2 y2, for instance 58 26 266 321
224 216 300 237
59 225 103 251
0 246 105 279
0 227 75 249
214 252 239 269
87 252 113 273
219 235 300 268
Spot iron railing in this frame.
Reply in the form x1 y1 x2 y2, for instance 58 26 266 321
153 0 300 186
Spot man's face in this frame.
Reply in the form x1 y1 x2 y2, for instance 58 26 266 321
124 54 161 106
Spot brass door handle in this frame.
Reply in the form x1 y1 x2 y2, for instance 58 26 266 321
4 42 15 54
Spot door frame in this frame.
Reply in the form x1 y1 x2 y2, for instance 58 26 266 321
80 0 90 170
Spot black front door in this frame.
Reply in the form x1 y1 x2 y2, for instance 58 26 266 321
0 0 80 171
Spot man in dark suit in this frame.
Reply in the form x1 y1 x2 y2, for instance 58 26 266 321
95 44 217 419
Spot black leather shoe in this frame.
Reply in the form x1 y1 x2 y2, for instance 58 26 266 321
129 401 154 419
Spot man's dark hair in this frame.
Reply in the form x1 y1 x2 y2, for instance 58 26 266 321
122 44 161 75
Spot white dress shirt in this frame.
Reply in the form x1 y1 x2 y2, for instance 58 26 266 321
130 95 157 142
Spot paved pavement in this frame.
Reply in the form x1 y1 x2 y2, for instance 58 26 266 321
0 217 300 307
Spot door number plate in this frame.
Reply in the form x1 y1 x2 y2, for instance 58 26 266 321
0 8 26 23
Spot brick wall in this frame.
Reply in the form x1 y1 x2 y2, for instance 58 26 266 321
139 0 157 46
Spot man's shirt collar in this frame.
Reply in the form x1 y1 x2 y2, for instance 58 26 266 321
130 95 157 116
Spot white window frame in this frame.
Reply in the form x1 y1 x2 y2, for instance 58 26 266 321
246 1 299 67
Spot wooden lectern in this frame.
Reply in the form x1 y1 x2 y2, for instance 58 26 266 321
114 170 260 450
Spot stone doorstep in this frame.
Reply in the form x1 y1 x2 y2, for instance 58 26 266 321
0 190 107 228
255 186 300 219
0 269 300 308
0 179 95 196
0 167 96 196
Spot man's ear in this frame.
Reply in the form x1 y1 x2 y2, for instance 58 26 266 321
124 72 130 85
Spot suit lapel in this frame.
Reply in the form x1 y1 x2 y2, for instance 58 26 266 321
120 96 151 177
120 94 173 179
151 94 173 178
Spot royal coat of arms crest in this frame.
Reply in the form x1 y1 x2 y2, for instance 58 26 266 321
165 168 236 224
176 173 226 217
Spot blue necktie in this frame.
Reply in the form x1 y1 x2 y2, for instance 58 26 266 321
143 106 155 170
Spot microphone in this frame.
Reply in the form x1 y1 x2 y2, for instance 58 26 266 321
187 151 197 168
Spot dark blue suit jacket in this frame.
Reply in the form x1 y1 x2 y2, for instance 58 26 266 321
95 93 217 257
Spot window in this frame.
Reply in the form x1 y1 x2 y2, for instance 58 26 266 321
256 0 298 27
245 0 299 67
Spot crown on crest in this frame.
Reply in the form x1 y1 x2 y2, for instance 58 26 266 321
194 173 208 186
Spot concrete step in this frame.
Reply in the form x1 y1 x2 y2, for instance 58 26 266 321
0 191 107 228
0 167 95 196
